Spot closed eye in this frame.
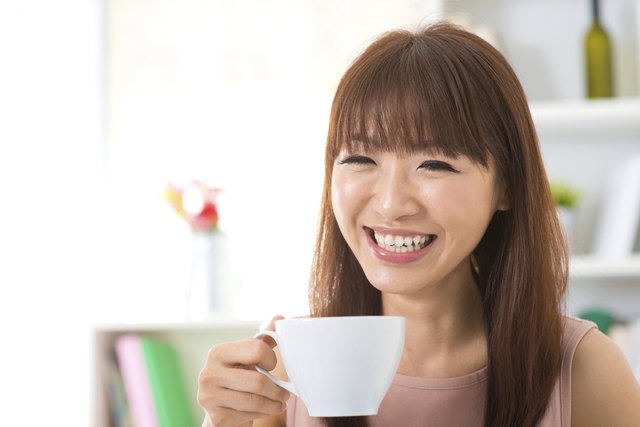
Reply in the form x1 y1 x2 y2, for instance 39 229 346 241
418 160 459 173
338 155 376 166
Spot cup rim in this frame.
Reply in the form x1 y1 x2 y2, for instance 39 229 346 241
276 315 405 323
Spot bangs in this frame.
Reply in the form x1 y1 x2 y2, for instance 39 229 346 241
329 29 493 166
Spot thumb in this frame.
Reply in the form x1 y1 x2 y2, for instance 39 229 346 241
258 314 285 348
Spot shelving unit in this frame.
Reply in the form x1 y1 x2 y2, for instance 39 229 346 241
93 318 260 427
530 97 640 317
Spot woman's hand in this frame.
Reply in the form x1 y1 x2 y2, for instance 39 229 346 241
198 315 290 427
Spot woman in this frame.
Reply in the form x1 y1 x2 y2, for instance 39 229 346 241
197 23 640 426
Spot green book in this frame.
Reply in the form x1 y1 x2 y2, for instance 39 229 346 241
141 337 196 427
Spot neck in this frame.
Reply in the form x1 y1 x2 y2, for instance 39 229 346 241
592 0 600 22
382 259 487 378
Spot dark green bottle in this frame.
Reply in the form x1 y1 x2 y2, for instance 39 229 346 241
584 0 613 98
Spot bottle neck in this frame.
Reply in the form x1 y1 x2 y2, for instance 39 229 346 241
591 0 600 23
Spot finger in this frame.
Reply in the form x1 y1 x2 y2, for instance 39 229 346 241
210 338 278 370
215 388 287 416
218 367 291 403
205 407 273 427
258 314 285 348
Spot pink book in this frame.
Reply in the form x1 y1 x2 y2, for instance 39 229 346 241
115 334 159 427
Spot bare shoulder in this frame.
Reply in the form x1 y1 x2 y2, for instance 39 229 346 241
571 327 640 427
253 345 289 427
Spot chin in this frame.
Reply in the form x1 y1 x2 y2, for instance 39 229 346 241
365 272 423 296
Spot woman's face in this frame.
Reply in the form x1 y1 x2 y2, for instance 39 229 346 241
331 144 508 297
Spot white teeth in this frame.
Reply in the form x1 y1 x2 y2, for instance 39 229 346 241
372 231 435 252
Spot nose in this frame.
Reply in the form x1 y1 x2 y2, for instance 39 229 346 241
372 164 420 221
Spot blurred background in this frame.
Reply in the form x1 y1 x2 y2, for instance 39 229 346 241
1 0 639 425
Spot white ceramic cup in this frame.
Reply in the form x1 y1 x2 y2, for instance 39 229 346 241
254 316 405 417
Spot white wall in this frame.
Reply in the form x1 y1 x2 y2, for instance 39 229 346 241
0 1 103 424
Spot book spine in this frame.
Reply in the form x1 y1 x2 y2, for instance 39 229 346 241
103 355 133 427
142 337 196 427
115 334 160 427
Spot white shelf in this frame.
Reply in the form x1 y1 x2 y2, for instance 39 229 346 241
570 255 640 281
93 316 260 333
531 98 640 136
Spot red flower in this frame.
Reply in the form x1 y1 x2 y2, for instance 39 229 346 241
164 181 221 232
191 202 219 232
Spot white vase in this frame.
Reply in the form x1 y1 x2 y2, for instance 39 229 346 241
187 231 232 320
557 207 576 251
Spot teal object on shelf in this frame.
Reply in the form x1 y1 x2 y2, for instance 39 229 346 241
578 309 615 335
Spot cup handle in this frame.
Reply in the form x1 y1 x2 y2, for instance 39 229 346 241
253 330 298 396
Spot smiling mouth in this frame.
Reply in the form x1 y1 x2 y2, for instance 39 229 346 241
365 227 437 253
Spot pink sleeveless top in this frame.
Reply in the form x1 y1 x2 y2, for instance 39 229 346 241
286 316 595 426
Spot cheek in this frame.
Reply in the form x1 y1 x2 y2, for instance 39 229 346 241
432 182 496 233
331 172 359 229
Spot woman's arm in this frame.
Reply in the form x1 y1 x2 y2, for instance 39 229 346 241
571 328 640 426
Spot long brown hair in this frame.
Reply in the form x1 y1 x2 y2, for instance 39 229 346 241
309 22 568 427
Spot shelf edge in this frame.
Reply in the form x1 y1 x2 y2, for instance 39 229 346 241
570 254 640 279
531 98 640 135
